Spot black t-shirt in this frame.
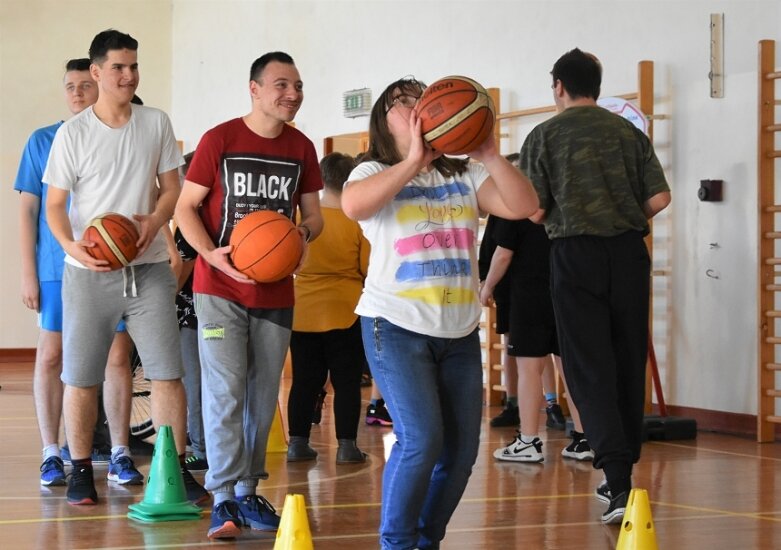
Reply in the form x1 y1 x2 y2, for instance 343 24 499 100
174 227 197 329
478 215 511 304
492 218 551 281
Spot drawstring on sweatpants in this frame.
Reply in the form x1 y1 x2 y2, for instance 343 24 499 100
122 265 138 297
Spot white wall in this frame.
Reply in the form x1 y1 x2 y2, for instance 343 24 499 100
1 0 779 418
0 0 173 348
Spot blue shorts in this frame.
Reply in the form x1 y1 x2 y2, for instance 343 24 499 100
39 280 126 333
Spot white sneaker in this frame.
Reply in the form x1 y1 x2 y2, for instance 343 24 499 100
493 433 544 463
561 432 595 461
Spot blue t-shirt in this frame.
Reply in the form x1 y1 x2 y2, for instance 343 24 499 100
13 121 68 282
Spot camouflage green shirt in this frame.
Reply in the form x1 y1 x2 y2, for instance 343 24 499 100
520 106 669 239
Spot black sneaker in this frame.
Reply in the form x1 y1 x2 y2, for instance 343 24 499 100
545 404 566 430
181 467 210 505
601 491 629 524
366 399 393 426
184 455 209 472
67 465 97 505
490 405 520 427
561 431 595 461
595 479 612 504
207 500 244 539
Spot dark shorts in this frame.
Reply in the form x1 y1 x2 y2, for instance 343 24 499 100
506 279 559 357
494 299 510 335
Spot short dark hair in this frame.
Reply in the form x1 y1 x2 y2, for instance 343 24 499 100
250 51 295 82
65 58 90 72
320 153 356 194
89 29 138 65
364 77 468 178
551 48 602 100
131 94 143 105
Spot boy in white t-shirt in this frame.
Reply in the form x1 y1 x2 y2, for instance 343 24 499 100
44 29 207 507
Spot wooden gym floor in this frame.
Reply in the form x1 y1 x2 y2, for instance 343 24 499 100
1 361 781 549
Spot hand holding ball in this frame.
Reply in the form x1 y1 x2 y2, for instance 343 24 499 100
83 213 140 270
229 210 303 283
416 76 495 155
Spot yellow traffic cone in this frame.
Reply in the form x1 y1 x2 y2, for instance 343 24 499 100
267 401 288 453
616 488 659 550
274 494 314 550
127 425 202 522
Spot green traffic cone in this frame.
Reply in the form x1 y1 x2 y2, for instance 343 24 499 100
128 425 202 522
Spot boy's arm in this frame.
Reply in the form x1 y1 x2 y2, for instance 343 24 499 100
134 168 181 256
46 186 110 271
19 192 40 311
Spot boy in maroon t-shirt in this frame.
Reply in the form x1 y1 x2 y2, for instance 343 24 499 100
175 51 323 540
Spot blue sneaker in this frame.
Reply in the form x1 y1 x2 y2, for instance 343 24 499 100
61 446 112 466
235 495 280 531
40 456 66 486
107 455 144 485
208 500 244 540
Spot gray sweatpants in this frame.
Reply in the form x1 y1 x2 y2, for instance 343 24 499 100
194 293 291 494
181 326 205 458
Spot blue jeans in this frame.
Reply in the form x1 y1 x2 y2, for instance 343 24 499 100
361 317 482 550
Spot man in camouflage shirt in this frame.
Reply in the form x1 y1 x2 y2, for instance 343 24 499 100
520 48 671 524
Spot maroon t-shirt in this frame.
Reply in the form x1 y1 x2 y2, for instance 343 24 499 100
186 119 323 308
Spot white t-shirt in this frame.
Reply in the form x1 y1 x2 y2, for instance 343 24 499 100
43 104 183 267
349 161 489 338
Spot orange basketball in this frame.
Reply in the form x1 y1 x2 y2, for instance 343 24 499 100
83 212 140 270
230 210 303 283
416 75 495 155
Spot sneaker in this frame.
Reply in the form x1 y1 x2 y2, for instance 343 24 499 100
595 479 612 504
235 495 281 531
545 403 567 430
561 431 595 461
182 467 210 505
107 455 144 485
40 456 67 486
601 491 629 524
207 500 244 540
184 455 209 472
366 399 393 426
91 447 112 465
61 446 112 466
490 405 520 427
493 432 544 463
66 465 97 505
312 389 327 425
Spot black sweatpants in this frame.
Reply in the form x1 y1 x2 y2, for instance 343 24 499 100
287 320 364 440
550 231 650 496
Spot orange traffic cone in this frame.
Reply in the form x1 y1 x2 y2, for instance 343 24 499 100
616 488 659 550
127 425 202 522
274 494 313 550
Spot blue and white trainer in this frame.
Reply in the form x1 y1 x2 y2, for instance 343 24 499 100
208 500 244 540
107 455 144 485
235 495 280 531
40 456 66 486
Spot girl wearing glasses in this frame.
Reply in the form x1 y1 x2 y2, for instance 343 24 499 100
341 77 538 550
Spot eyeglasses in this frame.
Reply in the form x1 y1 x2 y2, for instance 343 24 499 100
386 93 419 114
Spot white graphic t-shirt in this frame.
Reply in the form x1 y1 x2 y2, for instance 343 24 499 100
349 161 489 338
